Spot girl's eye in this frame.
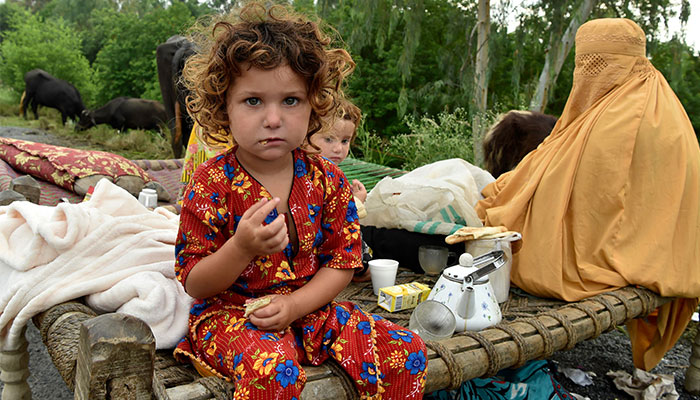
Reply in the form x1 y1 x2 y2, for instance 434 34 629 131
324 137 334 144
341 139 351 145
245 98 261 106
283 97 299 106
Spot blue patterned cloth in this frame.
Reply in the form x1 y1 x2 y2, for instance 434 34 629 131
426 360 573 400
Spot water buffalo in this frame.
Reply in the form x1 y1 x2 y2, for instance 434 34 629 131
482 110 558 178
77 97 167 132
157 35 195 158
21 69 85 125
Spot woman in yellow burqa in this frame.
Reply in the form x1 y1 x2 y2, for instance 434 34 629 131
476 18 700 370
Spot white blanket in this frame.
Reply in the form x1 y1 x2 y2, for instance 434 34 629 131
0 179 193 351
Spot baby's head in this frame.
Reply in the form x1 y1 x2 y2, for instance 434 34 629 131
183 3 354 148
307 98 361 164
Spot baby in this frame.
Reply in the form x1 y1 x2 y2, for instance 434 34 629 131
307 98 373 281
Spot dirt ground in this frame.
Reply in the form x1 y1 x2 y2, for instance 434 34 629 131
1 125 698 399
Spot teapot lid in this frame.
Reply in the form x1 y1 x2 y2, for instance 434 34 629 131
441 253 489 283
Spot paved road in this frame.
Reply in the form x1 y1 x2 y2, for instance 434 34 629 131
0 321 72 399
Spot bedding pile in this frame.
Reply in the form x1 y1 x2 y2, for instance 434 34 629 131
0 178 192 351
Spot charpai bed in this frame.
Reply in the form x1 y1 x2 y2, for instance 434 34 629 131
0 151 699 399
1 271 688 399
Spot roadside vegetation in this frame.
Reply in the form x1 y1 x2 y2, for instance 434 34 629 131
0 87 171 160
0 0 697 168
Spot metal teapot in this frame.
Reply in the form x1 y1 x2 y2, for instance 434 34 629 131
427 250 505 332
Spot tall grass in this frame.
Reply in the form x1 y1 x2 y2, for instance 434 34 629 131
352 108 495 170
0 86 21 117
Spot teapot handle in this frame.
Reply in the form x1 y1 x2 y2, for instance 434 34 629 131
465 250 506 284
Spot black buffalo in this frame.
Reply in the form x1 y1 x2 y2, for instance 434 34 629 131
482 110 558 178
157 35 195 158
21 69 85 125
77 97 167 132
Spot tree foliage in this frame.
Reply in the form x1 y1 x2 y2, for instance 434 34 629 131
91 2 194 105
0 6 95 101
320 0 479 137
0 0 697 164
651 37 700 139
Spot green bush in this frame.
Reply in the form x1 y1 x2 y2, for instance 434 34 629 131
350 108 482 171
0 9 96 103
386 108 474 171
350 117 392 166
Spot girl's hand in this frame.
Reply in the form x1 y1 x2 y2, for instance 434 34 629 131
231 198 289 259
248 295 298 331
351 179 367 202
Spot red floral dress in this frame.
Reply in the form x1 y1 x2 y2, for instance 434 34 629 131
174 147 426 400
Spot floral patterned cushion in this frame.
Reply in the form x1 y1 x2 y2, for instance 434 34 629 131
0 137 153 197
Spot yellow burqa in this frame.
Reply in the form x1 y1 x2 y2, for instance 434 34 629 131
475 18 700 370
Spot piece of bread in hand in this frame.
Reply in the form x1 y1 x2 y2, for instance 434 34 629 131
445 226 509 244
244 296 272 318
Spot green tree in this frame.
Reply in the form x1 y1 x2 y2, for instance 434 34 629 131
320 0 478 137
0 2 26 44
91 2 194 105
36 0 118 63
650 37 700 138
0 9 95 101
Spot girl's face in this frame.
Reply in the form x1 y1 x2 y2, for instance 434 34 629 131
226 64 311 167
309 118 354 164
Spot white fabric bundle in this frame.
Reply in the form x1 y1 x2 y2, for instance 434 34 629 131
0 178 193 351
362 158 494 235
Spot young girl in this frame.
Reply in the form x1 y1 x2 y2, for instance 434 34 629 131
173 4 427 399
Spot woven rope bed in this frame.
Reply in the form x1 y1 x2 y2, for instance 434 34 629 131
0 272 692 400
1 157 700 399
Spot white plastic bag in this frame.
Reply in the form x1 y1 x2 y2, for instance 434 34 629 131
362 159 494 236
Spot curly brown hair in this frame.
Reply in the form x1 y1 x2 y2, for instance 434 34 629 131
336 97 361 141
183 3 355 148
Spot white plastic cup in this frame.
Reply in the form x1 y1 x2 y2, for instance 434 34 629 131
368 259 399 295
138 188 158 209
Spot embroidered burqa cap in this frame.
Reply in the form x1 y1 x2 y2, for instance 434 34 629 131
475 18 700 370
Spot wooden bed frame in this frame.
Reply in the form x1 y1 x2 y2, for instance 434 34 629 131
1 274 698 399
1 158 699 399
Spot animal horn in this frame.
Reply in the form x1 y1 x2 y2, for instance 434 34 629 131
19 91 26 116
174 101 183 147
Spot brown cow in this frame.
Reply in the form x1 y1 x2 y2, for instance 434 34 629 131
482 110 558 178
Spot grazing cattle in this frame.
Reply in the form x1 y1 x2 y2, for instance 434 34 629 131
156 35 195 158
21 69 85 125
77 97 167 132
482 110 558 178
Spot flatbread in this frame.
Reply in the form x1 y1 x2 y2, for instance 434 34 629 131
244 296 272 317
445 226 509 244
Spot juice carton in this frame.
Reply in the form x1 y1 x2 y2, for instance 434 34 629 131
377 282 431 312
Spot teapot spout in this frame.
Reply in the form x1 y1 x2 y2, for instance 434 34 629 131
453 286 475 333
